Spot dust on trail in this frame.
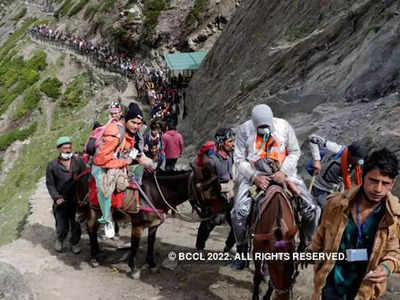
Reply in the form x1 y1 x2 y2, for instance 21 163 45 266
0 177 399 299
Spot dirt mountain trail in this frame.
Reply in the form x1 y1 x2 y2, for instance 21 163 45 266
0 177 399 299
31 37 128 80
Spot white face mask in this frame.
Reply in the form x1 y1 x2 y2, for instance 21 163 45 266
257 127 271 137
61 152 73 160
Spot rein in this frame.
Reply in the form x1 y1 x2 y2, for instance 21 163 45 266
131 176 165 224
153 171 213 223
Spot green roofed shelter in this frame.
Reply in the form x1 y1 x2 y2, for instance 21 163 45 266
164 52 208 71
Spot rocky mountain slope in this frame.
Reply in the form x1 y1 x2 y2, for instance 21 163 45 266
182 0 400 186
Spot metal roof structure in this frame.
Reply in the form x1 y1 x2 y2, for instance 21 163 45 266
164 52 208 71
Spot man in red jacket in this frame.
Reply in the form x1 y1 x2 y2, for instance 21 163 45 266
162 121 184 171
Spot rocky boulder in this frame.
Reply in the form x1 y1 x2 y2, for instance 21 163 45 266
0 262 33 300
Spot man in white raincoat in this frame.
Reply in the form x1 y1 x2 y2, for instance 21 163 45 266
231 104 321 269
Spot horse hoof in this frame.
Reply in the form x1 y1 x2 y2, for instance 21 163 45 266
129 269 141 280
89 258 99 268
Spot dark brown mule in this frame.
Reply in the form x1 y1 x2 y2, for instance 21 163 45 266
87 169 192 277
252 184 299 300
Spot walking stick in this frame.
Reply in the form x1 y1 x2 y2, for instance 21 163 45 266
308 175 316 193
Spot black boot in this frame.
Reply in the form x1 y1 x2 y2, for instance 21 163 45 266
231 243 249 270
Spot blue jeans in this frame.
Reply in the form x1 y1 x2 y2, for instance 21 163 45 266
311 186 330 208
91 165 110 224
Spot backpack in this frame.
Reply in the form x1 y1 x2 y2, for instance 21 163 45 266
305 147 345 176
85 120 125 156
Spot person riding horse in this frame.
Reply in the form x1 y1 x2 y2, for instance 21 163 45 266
195 128 236 253
231 104 321 270
91 102 154 238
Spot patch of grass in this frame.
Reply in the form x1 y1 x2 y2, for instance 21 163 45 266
101 0 116 12
60 72 89 108
12 87 42 120
141 0 170 42
111 26 128 41
0 17 36 63
184 0 208 31
0 114 91 245
12 7 27 21
40 77 62 99
56 55 65 67
0 56 24 88
83 4 100 21
0 122 37 151
54 0 74 18
0 51 47 116
68 0 89 17
126 0 138 7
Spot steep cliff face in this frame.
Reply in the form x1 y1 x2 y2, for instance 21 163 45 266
182 0 400 166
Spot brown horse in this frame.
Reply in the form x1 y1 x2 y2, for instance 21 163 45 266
251 184 299 300
86 169 192 277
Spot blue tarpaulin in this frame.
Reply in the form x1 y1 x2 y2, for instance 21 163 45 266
164 52 208 71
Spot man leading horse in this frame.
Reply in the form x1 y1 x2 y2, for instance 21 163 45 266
231 104 321 270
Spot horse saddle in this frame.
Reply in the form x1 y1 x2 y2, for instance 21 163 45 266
121 181 140 214
88 176 140 214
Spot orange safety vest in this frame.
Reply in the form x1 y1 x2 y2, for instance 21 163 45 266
255 135 287 164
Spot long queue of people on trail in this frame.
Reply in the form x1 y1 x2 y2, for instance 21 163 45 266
30 24 185 130
30 24 137 77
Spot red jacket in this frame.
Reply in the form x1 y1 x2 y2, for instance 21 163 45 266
162 130 183 159
93 122 134 169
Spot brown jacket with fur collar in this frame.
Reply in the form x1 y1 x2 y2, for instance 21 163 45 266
309 186 400 300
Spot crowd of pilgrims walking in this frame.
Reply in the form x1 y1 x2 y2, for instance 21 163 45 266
29 24 186 126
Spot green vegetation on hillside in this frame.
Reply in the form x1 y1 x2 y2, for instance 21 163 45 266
68 0 90 17
12 87 42 120
12 7 27 21
0 17 36 63
60 72 90 108
184 0 208 31
54 0 75 18
0 51 47 115
83 4 100 21
141 0 170 42
40 77 63 99
101 0 116 12
126 0 138 7
0 113 91 245
0 122 37 151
